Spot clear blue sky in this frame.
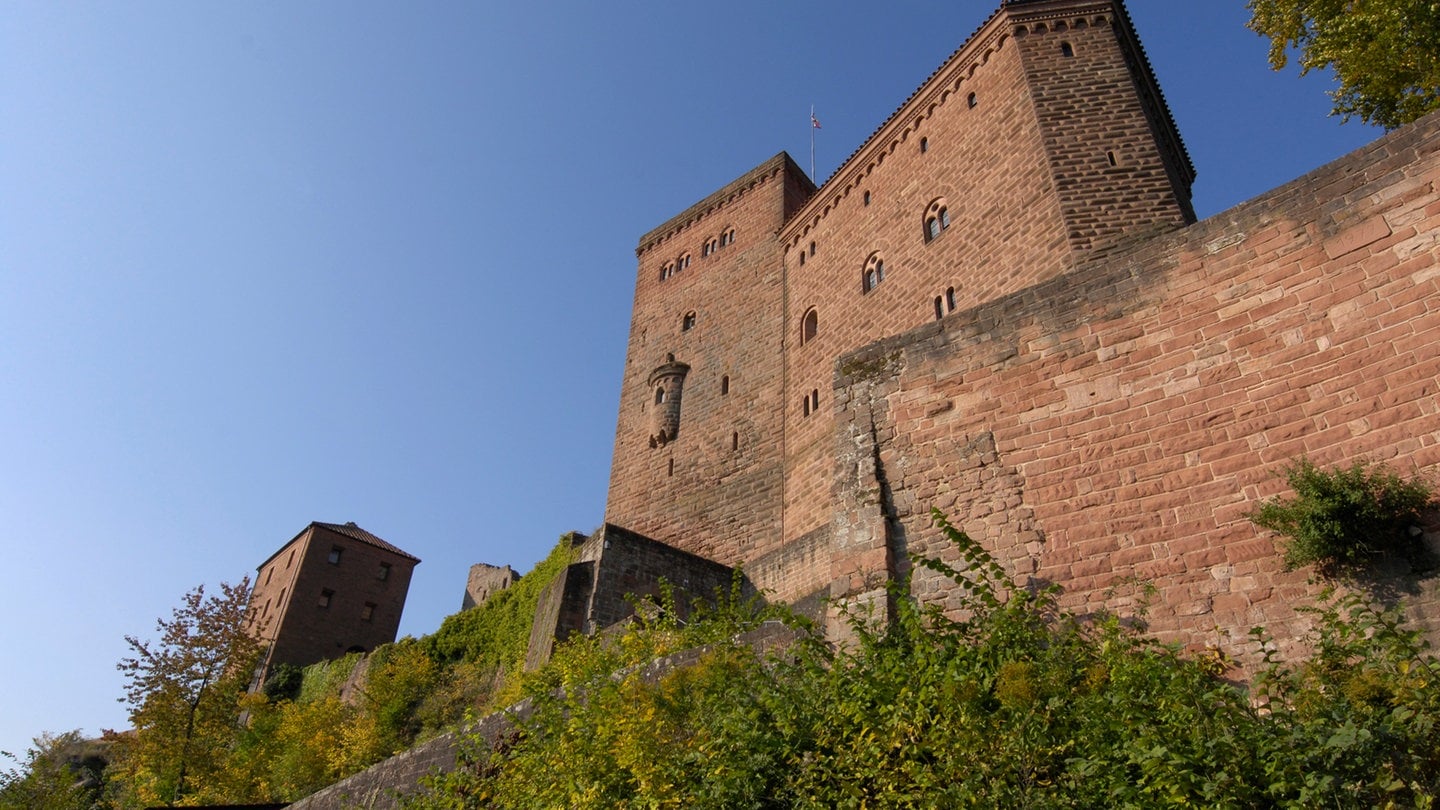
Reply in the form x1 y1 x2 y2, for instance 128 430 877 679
0 1 1379 758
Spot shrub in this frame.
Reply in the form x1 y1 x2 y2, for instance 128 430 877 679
407 508 1440 808
1249 458 1432 573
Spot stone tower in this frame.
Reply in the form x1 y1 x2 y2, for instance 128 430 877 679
606 0 1194 606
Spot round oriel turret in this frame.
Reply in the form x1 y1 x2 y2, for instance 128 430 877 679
647 353 690 447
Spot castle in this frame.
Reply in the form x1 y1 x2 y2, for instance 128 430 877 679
285 0 1440 804
277 0 1438 683
586 0 1440 660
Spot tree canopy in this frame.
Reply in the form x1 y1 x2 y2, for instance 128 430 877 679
1247 0 1440 128
108 578 261 807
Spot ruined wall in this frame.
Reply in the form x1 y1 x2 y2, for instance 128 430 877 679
461 562 519 611
832 112 1440 661
525 525 739 669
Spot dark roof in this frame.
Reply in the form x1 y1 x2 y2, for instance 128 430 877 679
314 521 421 563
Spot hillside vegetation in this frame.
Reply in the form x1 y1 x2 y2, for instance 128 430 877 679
407 510 1440 809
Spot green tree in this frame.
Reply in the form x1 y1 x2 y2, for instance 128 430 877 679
108 578 261 807
0 731 106 810
1247 0 1440 128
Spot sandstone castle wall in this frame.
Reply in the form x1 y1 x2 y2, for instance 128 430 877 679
603 0 1440 656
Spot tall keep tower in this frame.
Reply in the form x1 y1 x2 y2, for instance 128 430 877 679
606 0 1193 606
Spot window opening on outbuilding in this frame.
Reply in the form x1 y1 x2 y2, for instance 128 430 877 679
378 562 391 580
319 588 334 608
801 307 818 344
328 546 343 565
362 602 376 622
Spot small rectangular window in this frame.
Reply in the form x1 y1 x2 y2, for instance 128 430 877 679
378 562 391 581
328 546 343 565
319 588 334 608
362 602 376 622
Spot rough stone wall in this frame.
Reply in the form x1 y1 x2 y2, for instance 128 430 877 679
605 155 814 584
461 562 519 611
525 525 740 669
832 112 1440 662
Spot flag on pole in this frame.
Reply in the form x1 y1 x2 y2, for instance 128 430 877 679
810 106 820 181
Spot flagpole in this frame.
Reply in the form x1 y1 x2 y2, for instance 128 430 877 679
810 105 816 181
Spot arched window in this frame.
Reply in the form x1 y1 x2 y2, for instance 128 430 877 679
798 251 806 267
934 296 944 321
721 375 730 395
731 431 739 451
967 92 977 109
924 199 951 243
946 286 957 312
1060 41 1075 57
920 136 929 153
809 241 817 257
801 307 818 344
863 190 872 206
660 262 675 281
679 253 692 270
681 311 696 331
655 387 666 405
862 253 885 293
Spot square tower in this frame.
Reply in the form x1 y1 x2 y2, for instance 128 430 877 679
246 521 420 675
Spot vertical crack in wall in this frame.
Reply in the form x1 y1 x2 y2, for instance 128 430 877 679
866 408 906 621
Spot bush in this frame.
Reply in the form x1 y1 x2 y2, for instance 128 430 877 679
407 508 1440 808
1249 458 1432 573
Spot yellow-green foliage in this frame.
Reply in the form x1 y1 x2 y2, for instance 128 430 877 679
296 653 363 705
423 535 577 674
95 535 581 806
410 510 1440 809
